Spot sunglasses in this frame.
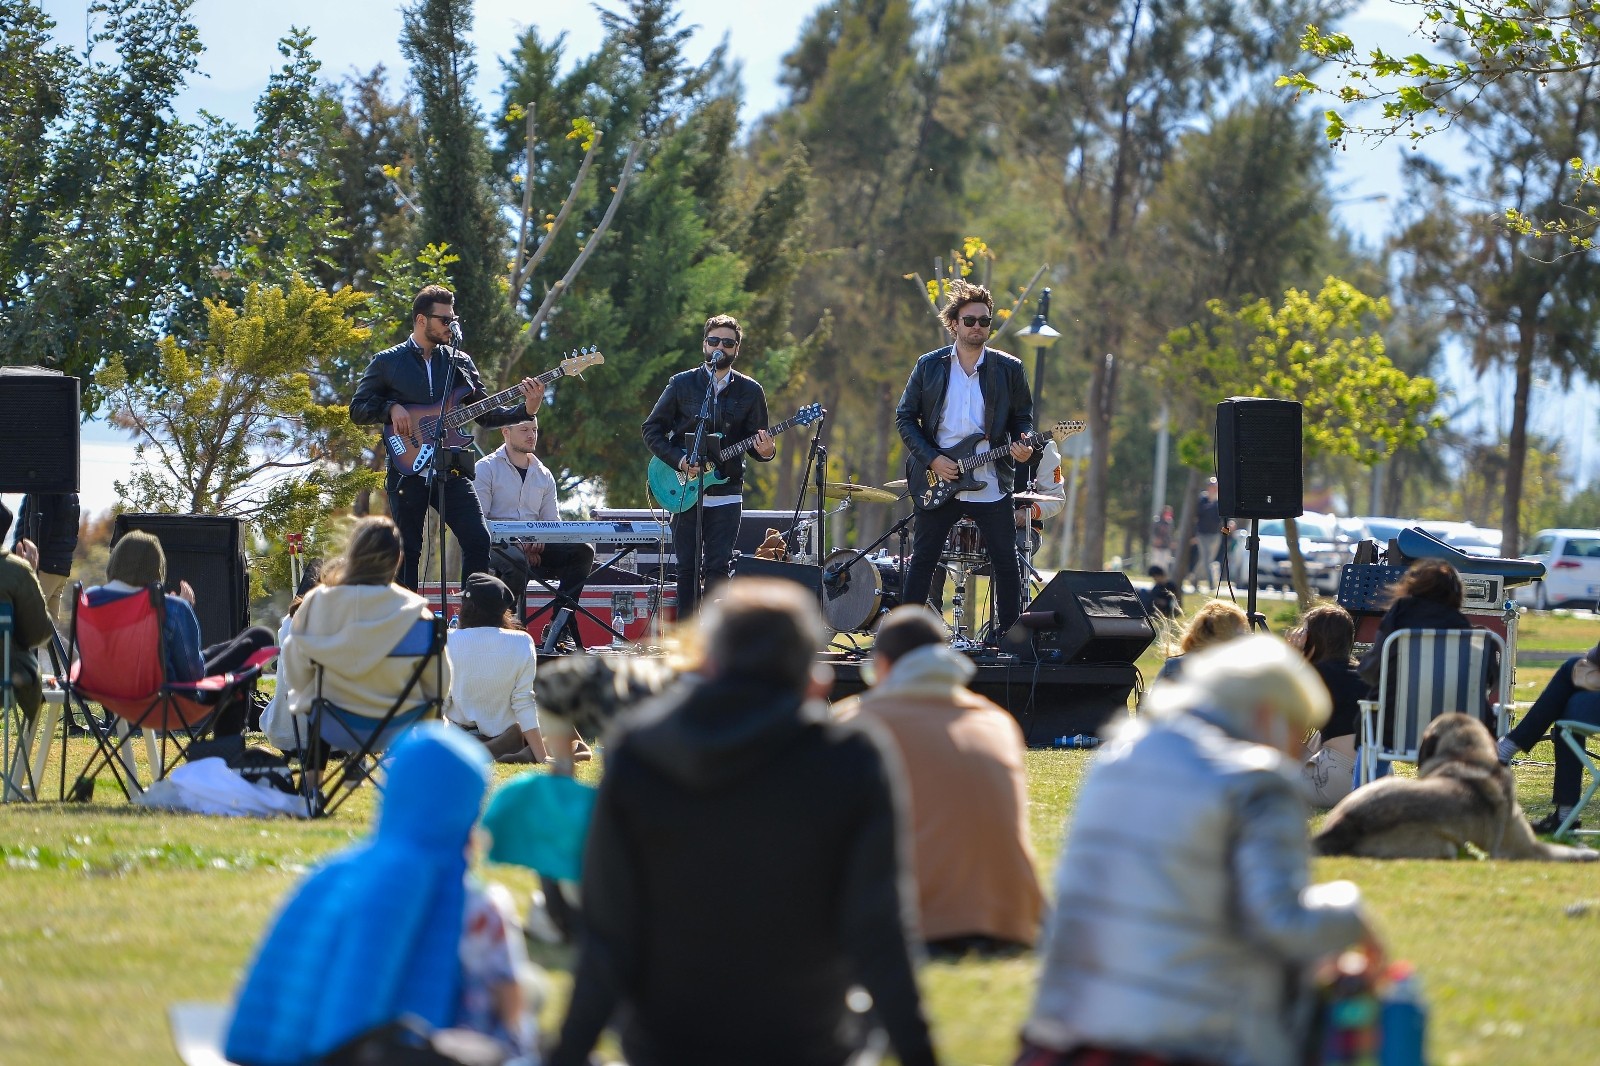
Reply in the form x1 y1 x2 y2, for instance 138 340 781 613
427 313 460 325
705 336 739 349
959 315 993 328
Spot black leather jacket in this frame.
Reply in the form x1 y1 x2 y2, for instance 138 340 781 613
641 366 772 499
349 336 526 475
894 345 1034 490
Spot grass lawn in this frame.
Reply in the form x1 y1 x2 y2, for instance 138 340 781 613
2 607 1598 1065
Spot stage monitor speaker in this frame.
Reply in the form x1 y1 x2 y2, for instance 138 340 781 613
1000 570 1154 665
1215 397 1302 520
112 514 249 648
731 555 823 599
0 367 80 494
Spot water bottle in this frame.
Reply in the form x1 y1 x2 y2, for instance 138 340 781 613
447 614 459 631
1379 963 1427 1066
1319 950 1379 1066
1051 734 1100 749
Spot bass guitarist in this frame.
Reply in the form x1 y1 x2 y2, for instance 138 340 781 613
895 279 1034 639
351 283 544 590
641 314 774 618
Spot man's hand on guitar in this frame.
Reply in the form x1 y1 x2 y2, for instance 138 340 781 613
517 377 546 415
678 457 703 479
930 455 960 482
754 429 775 460
388 402 415 441
1009 440 1035 463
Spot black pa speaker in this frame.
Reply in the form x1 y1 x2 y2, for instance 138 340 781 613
0 367 81 493
112 514 250 647
731 555 824 598
999 571 1155 665
1215 398 1302 520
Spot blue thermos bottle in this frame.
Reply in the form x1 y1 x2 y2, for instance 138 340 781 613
1379 964 1427 1066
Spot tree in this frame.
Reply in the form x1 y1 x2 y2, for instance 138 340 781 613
1159 277 1440 607
102 277 382 560
400 0 518 371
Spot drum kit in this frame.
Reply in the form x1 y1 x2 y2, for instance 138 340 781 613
811 478 1057 640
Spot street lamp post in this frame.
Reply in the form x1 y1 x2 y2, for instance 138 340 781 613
1014 287 1061 411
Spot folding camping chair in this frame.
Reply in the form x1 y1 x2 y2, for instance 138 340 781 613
1549 719 1600 843
2 602 69 802
1359 627 1507 785
294 612 446 817
66 585 272 801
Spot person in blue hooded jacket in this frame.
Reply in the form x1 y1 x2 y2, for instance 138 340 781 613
224 724 536 1064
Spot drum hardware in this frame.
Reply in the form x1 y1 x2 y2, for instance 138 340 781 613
1013 491 1057 504
820 549 904 633
884 478 908 491
821 481 900 504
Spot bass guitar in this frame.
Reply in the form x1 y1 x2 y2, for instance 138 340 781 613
382 347 604 475
647 402 825 514
906 419 1086 511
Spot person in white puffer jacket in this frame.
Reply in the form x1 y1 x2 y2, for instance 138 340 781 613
1020 636 1382 1066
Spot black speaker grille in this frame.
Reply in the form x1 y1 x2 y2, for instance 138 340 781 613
112 515 249 647
1000 571 1154 664
1216 398 1302 519
0 368 81 493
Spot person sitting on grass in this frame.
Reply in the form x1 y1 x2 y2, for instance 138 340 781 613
1153 599 1248 682
1138 564 1183 621
1295 604 1365 808
835 604 1044 958
1018 636 1380 1066
86 530 275 736
1495 639 1600 834
445 571 548 765
225 724 540 1065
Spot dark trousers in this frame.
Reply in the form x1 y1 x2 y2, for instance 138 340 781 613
387 469 491 590
904 498 1024 636
671 501 741 619
490 542 597 624
1508 657 1600 807
204 626 276 736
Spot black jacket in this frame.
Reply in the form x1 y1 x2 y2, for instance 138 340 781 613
640 366 773 499
1358 596 1500 741
1315 658 1367 743
894 345 1034 491
17 493 79 576
551 675 937 1066
349 337 526 474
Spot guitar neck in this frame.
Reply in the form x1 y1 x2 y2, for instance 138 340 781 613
960 431 1045 473
716 414 805 462
444 365 564 429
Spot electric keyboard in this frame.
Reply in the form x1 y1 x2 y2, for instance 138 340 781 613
488 520 671 545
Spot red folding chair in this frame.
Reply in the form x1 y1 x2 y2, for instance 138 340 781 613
66 585 273 801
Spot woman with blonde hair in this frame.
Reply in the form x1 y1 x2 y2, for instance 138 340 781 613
1154 599 1248 682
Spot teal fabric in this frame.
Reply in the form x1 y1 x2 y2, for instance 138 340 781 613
223 725 490 1066
482 772 597 881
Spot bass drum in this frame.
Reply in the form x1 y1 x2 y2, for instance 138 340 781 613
820 549 903 633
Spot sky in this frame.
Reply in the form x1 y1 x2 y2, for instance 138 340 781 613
26 0 1600 521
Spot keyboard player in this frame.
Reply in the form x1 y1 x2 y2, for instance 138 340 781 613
475 416 594 630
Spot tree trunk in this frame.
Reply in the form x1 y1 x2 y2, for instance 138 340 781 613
1173 467 1201 586
1080 347 1118 569
1284 514 1315 612
1502 320 1537 555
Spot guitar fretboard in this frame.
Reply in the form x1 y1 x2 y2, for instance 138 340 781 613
715 411 813 462
959 431 1049 473
444 364 567 430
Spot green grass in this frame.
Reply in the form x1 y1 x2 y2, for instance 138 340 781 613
3 684 1599 1066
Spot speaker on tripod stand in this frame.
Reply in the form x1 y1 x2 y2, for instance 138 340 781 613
1215 398 1303 628
0 368 80 494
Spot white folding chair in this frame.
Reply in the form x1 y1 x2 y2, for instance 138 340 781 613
1359 627 1507 785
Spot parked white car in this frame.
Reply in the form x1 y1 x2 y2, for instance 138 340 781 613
1226 512 1346 594
1416 520 1504 559
1514 528 1600 610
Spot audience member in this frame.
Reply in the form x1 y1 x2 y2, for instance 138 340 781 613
550 578 938 1066
444 571 546 764
225 724 538 1065
1496 638 1600 833
259 561 322 752
1019 636 1378 1066
1154 599 1247 682
0 501 53 725
1150 505 1174 571
1185 477 1227 593
1297 604 1364 807
86 531 274 735
17 492 79 623
279 517 450 756
1138 564 1182 621
836 605 1044 957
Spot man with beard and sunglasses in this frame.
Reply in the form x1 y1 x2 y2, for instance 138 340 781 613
895 279 1035 640
642 314 775 618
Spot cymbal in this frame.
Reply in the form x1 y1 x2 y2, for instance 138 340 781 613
884 478 908 491
821 482 900 504
1014 491 1057 503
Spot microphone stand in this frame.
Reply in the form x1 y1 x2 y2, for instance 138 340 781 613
426 338 460 697
785 410 828 567
821 507 916 609
683 365 718 614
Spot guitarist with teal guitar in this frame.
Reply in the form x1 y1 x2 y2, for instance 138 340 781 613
643 314 784 618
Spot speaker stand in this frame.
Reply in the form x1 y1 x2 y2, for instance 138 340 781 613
1243 518 1269 633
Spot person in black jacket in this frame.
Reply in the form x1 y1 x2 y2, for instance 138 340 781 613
349 284 543 590
641 314 774 618
16 492 78 623
1296 604 1365 807
549 578 938 1066
895 279 1034 638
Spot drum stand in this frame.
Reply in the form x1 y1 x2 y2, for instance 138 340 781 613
944 555 984 651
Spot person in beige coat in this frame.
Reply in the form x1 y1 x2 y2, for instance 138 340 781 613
280 517 450 759
837 605 1044 955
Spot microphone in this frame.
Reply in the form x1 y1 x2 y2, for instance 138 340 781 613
449 320 465 347
822 558 852 600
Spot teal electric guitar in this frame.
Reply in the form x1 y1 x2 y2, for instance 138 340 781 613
647 402 824 514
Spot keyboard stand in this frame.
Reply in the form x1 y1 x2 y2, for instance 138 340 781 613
523 546 668 653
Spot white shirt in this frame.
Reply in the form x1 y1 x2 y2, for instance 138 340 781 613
936 350 1005 504
702 366 742 508
444 626 540 736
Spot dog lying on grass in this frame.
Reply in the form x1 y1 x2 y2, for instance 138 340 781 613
1313 712 1598 862
532 651 677 745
